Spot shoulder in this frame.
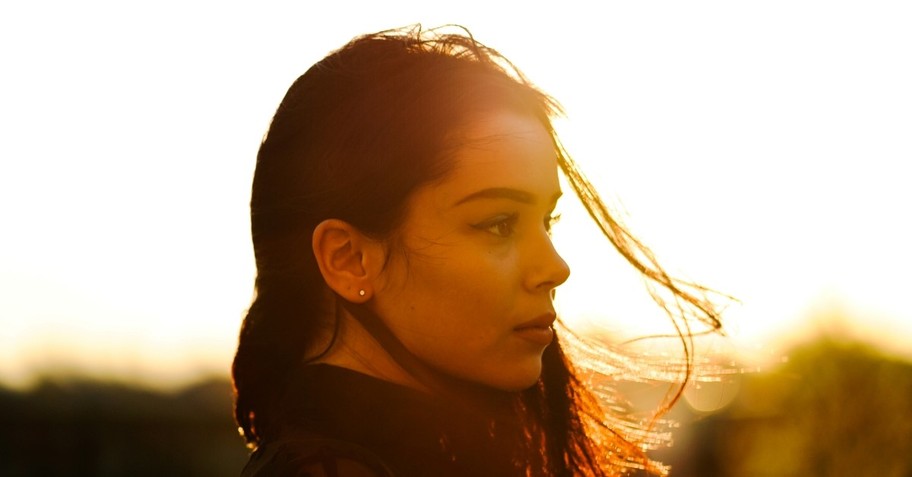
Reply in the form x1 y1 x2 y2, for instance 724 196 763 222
241 436 396 477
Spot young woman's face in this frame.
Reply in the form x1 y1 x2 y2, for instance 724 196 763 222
371 111 570 391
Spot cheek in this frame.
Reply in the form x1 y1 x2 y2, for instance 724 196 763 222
382 244 545 390
395 245 518 336
431 245 514 298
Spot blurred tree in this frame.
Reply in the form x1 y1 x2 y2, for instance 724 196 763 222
671 336 912 477
0 377 249 477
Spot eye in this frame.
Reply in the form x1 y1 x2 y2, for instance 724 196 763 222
474 213 519 238
545 213 561 233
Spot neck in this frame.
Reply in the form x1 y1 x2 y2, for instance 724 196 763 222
312 298 516 415
309 305 430 393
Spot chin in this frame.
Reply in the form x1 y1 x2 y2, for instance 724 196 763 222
486 361 544 392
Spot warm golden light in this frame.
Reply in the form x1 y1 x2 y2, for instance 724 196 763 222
1 2 910 393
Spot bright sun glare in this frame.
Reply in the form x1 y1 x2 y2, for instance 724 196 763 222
1 1 911 389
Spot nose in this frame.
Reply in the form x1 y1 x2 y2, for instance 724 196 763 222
525 232 571 293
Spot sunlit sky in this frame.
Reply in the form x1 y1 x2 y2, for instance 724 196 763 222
2 1 910 389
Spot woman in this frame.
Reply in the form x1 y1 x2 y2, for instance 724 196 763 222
233 26 722 477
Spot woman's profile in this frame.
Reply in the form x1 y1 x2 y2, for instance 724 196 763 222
233 25 722 477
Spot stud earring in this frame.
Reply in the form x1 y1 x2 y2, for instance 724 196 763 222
359 289 366 297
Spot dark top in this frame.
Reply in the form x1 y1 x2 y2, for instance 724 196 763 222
240 364 526 477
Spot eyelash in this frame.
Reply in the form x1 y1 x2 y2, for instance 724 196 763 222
475 213 519 238
474 212 561 238
545 213 561 233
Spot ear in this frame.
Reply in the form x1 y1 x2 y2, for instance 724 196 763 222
312 219 382 303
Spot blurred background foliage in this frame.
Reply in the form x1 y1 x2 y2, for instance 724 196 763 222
663 337 912 477
2 335 910 476
0 378 247 476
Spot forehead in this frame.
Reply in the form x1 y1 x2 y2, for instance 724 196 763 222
435 112 559 202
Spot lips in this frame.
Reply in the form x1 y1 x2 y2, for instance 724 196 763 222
513 313 556 346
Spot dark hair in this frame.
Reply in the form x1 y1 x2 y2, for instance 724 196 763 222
233 25 722 476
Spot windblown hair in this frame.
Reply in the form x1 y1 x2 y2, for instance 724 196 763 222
233 25 722 476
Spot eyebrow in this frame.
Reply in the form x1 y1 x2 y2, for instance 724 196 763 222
453 187 562 207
